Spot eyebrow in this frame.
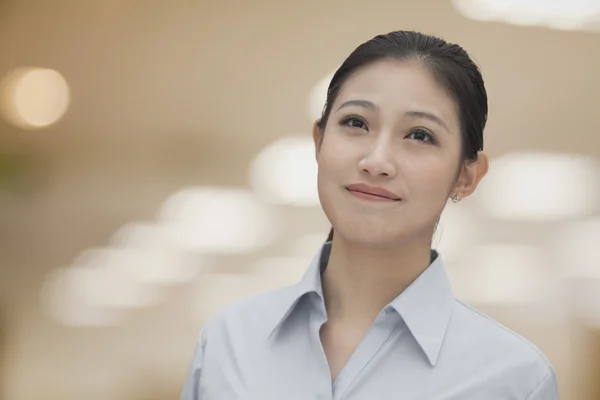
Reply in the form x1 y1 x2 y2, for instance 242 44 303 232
337 99 449 132
405 110 449 132
336 99 378 111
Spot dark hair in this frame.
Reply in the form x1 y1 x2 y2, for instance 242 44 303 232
320 30 488 242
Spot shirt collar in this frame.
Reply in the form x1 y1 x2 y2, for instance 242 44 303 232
388 251 455 366
267 242 455 367
266 244 327 338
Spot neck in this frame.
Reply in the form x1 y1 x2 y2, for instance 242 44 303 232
322 234 433 325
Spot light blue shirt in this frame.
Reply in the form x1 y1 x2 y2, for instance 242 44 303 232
181 242 559 399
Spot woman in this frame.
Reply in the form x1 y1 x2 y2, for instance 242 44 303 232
180 30 559 399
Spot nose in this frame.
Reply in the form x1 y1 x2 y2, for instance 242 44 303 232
357 135 396 178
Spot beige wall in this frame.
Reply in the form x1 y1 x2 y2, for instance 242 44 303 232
1 1 600 399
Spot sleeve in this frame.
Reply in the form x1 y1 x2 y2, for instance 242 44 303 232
180 329 207 400
525 369 559 400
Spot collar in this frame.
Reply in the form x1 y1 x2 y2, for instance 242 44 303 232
387 251 455 366
267 242 455 366
266 244 328 338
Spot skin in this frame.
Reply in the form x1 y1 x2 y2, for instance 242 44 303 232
312 59 489 380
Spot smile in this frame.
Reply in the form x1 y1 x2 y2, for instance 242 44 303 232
345 183 403 202
347 189 401 202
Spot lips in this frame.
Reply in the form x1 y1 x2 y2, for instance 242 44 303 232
345 183 402 201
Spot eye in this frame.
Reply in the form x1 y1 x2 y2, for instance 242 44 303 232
339 115 368 131
406 128 435 144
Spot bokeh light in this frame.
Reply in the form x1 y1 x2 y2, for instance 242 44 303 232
111 222 204 285
453 0 600 30
41 268 124 328
159 187 280 253
0 67 71 129
249 137 319 207
477 152 600 221
306 70 335 122
451 243 555 304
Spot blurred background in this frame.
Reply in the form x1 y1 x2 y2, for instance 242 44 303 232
1 0 600 399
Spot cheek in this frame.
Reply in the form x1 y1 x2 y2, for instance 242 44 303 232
316 157 342 203
317 134 354 181
403 155 457 196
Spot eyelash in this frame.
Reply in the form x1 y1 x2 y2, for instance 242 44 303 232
406 128 436 144
339 115 368 130
338 116 437 144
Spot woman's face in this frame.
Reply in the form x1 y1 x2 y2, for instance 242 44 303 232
314 59 485 248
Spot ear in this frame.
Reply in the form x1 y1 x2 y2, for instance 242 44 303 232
312 119 323 161
451 151 489 201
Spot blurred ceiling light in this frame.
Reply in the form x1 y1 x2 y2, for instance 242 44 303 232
105 245 202 286
159 187 279 253
111 222 204 285
307 70 335 122
249 137 319 207
477 152 600 221
434 205 480 264
42 221 205 324
452 244 553 304
452 0 600 31
112 221 177 249
41 268 122 327
0 67 70 129
68 249 166 309
547 217 600 279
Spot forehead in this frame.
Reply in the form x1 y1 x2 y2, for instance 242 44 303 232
335 59 459 129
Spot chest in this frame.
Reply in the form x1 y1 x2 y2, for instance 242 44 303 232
201 317 416 399
197 316 530 400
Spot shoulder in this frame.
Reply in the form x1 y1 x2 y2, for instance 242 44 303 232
446 299 555 387
452 300 552 366
201 284 300 342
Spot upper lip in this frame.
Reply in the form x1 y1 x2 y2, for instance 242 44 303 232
345 183 402 200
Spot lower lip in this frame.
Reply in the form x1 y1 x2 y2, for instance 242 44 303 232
347 189 400 202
